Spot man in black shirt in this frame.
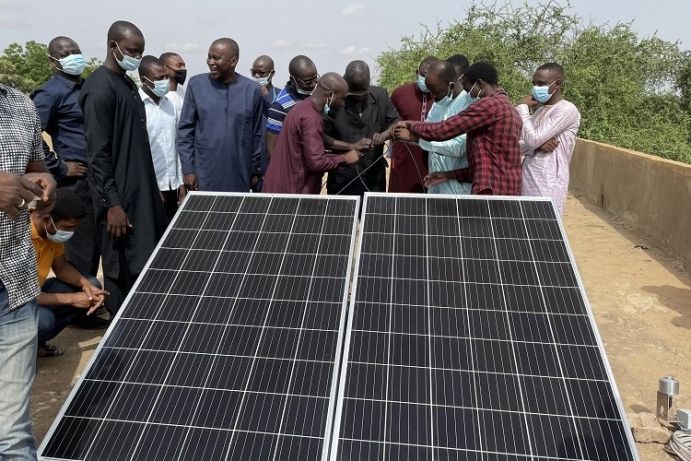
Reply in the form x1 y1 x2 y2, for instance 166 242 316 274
32 36 101 279
326 60 400 196
80 20 167 314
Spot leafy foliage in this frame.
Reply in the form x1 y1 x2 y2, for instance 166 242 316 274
0 41 100 94
376 1 691 163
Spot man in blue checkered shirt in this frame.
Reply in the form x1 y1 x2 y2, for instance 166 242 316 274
0 83 56 460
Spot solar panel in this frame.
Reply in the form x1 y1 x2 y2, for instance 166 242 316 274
331 193 638 460
39 193 360 461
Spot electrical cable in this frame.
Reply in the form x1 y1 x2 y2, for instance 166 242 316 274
666 430 691 461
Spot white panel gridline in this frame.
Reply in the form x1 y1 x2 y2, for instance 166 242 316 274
38 192 360 461
330 193 639 461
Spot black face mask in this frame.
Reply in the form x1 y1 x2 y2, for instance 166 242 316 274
174 69 187 85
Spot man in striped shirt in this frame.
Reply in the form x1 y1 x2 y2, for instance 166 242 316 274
265 55 319 158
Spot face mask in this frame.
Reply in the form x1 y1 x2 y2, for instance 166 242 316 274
323 93 333 115
113 42 141 72
51 53 86 76
468 82 482 101
145 77 170 97
172 69 186 85
531 82 557 103
254 76 270 86
292 77 314 95
436 85 453 107
417 74 429 93
45 219 74 243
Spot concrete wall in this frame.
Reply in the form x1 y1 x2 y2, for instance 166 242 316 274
569 139 691 266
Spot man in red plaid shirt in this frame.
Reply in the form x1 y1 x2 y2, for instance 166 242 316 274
394 61 522 195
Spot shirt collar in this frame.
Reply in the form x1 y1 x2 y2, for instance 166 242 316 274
30 221 43 241
53 72 82 89
138 87 166 104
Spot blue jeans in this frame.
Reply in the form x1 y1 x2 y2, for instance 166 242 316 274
37 276 100 345
0 282 38 460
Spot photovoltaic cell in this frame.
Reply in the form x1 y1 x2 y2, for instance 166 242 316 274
331 193 638 461
39 193 359 461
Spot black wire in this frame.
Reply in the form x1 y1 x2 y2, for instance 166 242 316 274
320 143 393 194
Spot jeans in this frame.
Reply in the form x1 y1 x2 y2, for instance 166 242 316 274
37 276 100 345
0 283 38 460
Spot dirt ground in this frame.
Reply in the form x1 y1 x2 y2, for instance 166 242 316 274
30 194 691 459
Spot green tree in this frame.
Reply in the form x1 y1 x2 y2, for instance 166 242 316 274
376 0 691 163
0 41 100 94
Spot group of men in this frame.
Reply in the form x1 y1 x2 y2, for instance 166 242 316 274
0 17 581 459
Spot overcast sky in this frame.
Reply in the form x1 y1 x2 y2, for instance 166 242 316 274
0 0 688 86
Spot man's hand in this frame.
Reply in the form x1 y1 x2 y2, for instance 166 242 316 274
70 292 96 309
424 172 453 189
79 283 108 314
177 184 187 205
342 149 361 165
352 138 373 152
519 95 540 109
0 172 44 219
372 129 392 146
106 205 131 240
65 162 87 177
24 172 56 210
394 127 419 143
259 85 269 97
538 137 560 153
184 173 197 191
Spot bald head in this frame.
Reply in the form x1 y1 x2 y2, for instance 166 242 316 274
107 20 143 43
344 60 370 93
289 55 316 76
427 60 457 84
48 36 79 58
253 55 274 70
317 72 348 93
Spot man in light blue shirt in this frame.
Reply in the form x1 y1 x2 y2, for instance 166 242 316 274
418 59 474 194
138 55 184 220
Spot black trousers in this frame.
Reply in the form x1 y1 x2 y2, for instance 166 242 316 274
161 189 179 222
60 177 101 276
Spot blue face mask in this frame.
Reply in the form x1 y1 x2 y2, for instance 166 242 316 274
145 77 170 98
436 85 454 107
417 74 429 93
45 218 74 243
324 93 333 115
114 42 141 72
254 76 270 86
51 53 86 76
531 82 556 103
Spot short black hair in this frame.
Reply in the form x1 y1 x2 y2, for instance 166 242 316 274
446 54 470 76
107 20 143 43
211 38 239 58
344 60 370 91
50 188 86 222
138 55 164 78
159 52 180 64
288 55 316 75
464 61 498 85
537 62 565 80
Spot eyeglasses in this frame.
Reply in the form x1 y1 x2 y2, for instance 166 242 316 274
250 69 273 77
292 74 320 86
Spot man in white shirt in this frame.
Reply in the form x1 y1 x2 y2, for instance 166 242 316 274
160 52 187 118
138 55 185 220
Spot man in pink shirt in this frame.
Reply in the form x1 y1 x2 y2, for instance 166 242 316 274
262 73 360 194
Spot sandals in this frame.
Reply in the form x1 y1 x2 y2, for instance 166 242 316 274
37 343 63 358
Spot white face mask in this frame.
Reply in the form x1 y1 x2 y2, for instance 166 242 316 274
45 218 74 243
